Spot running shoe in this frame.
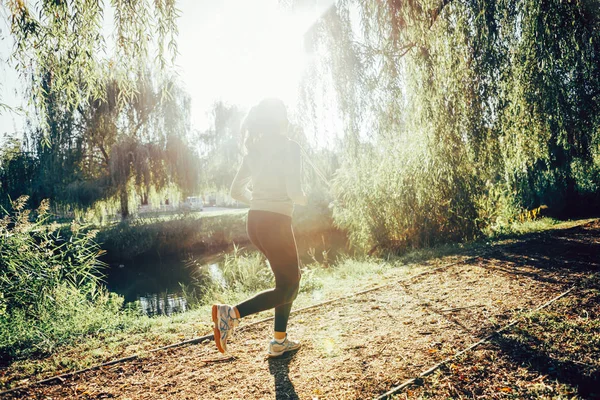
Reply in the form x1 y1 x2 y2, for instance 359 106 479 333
268 336 301 357
212 304 239 353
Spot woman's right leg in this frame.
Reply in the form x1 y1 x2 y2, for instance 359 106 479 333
235 210 300 319
234 281 299 318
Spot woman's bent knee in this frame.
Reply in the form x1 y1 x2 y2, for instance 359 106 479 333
276 280 299 304
288 281 299 302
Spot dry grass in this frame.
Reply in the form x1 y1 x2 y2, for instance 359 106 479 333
400 278 600 399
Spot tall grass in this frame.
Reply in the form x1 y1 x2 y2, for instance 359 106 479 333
0 196 130 360
181 244 325 307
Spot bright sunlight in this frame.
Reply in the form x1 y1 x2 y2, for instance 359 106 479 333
177 0 325 128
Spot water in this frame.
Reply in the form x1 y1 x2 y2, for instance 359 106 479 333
103 229 350 316
103 257 195 316
138 292 188 316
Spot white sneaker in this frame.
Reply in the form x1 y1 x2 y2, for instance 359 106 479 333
212 304 239 353
268 336 301 357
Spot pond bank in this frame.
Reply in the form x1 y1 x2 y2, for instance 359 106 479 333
96 207 334 262
98 208 347 315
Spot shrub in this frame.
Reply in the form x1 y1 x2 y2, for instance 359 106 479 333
0 196 124 360
332 142 481 255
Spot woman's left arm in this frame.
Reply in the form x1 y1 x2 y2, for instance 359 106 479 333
285 142 308 206
230 157 252 204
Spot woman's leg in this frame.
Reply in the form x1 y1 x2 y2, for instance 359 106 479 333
235 284 298 318
274 284 299 333
235 210 301 320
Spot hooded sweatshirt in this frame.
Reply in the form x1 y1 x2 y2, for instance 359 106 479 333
230 135 307 217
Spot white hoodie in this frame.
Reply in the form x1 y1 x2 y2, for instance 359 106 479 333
230 137 307 216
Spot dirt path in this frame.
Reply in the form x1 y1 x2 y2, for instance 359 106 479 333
7 221 599 399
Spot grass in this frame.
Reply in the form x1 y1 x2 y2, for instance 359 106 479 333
0 216 594 391
381 217 569 267
0 251 419 390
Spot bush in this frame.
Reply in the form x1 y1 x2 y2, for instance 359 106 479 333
0 196 125 360
332 142 481 255
95 211 249 261
96 204 335 262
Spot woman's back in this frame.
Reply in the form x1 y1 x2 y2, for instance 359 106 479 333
247 135 289 203
231 135 306 216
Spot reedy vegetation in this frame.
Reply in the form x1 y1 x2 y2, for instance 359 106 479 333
0 196 127 359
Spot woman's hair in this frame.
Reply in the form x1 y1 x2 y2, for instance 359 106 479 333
243 98 288 152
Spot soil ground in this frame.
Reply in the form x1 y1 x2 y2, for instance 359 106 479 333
4 220 599 399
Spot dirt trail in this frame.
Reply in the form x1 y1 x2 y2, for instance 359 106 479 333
7 220 599 399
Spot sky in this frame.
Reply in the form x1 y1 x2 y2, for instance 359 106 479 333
0 12 24 144
0 0 335 146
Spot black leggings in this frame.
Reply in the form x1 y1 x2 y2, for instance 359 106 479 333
235 210 301 332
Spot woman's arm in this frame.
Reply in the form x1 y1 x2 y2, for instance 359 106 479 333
230 156 252 204
285 141 308 206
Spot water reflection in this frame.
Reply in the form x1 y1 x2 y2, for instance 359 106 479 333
138 292 188 316
103 257 192 317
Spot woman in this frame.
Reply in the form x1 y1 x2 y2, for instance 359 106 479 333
212 98 307 357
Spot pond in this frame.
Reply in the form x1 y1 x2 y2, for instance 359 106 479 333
103 257 194 316
103 229 351 316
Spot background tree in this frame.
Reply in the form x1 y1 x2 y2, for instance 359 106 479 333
0 138 37 205
75 69 200 220
294 0 600 253
1 0 179 136
0 1 203 220
195 101 246 193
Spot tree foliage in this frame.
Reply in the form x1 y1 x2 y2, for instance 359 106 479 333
1 0 179 132
196 102 246 193
76 70 200 219
296 0 600 252
0 2 202 220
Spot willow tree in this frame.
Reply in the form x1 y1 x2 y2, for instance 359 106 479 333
294 0 600 252
71 70 200 220
1 0 179 134
195 102 246 193
0 1 200 219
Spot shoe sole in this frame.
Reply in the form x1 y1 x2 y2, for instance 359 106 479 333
212 305 225 353
268 344 301 358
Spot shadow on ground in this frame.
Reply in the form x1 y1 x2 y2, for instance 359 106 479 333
494 316 600 399
480 221 600 398
268 350 300 400
482 221 600 286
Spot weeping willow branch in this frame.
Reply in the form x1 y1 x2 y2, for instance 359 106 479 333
2 0 180 138
429 0 454 28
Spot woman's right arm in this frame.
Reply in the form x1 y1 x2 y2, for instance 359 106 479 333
230 156 252 204
285 142 308 206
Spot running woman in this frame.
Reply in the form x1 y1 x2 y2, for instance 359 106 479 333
212 98 307 357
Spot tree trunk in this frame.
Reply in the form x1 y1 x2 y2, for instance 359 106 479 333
120 187 130 220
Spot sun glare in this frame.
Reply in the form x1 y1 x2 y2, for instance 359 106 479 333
178 0 319 129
